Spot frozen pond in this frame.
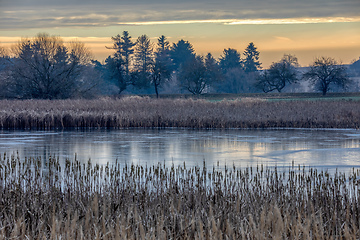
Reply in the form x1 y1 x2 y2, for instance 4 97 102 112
0 129 360 172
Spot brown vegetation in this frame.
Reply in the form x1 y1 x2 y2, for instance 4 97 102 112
0 97 360 129
0 154 359 239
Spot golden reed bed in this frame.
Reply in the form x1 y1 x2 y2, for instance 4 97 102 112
0 97 360 129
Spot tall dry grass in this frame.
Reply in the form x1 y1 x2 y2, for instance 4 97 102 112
0 97 360 129
0 154 359 239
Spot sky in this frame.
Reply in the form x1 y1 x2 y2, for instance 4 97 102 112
0 0 359 68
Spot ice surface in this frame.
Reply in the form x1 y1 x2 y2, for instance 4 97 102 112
0 129 359 172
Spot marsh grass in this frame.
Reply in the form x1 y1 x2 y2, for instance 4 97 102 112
1 97 360 129
0 154 359 239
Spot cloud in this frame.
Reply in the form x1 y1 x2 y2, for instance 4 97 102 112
1 0 359 30
227 17 360 25
274 36 292 42
2 11 360 31
111 17 360 26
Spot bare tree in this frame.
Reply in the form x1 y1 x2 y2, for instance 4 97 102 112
8 33 93 99
303 56 350 95
256 54 299 93
0 45 8 58
179 55 209 95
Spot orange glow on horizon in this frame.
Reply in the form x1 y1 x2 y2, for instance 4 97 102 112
1 31 360 68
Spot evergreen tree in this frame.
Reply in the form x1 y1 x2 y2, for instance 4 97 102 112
106 31 136 94
218 48 258 93
219 48 241 72
170 39 195 72
107 31 135 78
133 34 153 89
120 31 136 76
243 42 261 72
204 53 223 87
105 55 128 94
156 35 171 53
152 35 172 98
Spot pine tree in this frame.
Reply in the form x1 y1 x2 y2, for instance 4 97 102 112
219 48 241 71
120 31 136 76
170 39 195 72
205 53 222 85
134 35 153 73
156 35 170 53
243 42 261 73
106 31 136 94
152 35 172 98
133 34 153 89
107 31 135 77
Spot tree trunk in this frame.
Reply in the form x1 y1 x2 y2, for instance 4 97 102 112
154 83 159 98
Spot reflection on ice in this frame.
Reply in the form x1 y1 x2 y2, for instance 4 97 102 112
0 129 359 173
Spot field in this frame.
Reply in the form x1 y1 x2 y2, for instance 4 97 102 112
146 92 360 102
0 155 359 239
1 93 360 129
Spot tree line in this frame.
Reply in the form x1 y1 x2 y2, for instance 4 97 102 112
0 32 358 99
101 31 262 97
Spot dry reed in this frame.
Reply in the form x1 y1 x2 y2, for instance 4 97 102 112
0 154 359 239
0 97 360 129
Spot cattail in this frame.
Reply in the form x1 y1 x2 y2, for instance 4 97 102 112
1 154 360 238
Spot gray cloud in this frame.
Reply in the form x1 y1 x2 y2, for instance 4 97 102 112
1 0 359 30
